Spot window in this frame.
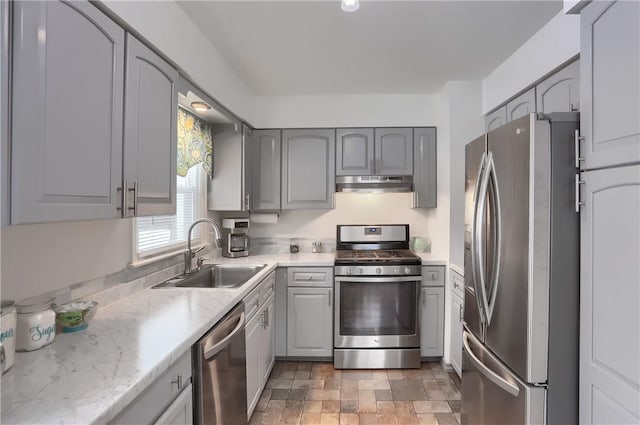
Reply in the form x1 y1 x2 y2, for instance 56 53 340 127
135 165 207 259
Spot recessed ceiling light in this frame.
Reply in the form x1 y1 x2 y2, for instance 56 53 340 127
341 0 359 13
191 101 211 112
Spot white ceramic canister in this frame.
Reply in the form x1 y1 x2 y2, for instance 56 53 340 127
15 297 56 352
1 300 17 373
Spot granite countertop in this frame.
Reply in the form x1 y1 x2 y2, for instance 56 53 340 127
0 251 445 424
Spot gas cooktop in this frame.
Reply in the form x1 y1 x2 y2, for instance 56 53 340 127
335 249 420 263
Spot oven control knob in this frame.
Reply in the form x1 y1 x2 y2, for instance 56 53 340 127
346 268 352 275
376 267 382 275
356 268 363 275
393 266 400 274
404 267 412 275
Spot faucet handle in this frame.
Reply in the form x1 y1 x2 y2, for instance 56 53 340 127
190 246 205 258
196 256 206 269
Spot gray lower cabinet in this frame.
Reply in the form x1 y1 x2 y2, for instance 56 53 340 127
336 128 375 175
413 128 437 208
449 270 464 378
506 88 536 123
420 286 444 358
282 129 335 209
245 272 276 418
286 267 334 357
287 287 333 357
252 129 282 211
153 384 193 425
580 0 640 170
109 350 192 425
579 165 640 424
536 60 580 114
10 0 125 224
375 128 414 175
485 106 507 132
274 268 288 357
123 34 178 217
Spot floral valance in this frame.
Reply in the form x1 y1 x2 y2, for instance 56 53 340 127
177 107 213 178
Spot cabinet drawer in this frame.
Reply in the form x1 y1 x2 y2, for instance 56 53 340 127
287 267 333 287
422 266 445 287
245 271 275 321
110 351 192 425
451 269 464 299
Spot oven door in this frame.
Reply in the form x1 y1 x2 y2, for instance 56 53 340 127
335 276 420 349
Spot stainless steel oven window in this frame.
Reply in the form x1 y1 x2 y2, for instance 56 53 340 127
338 280 418 336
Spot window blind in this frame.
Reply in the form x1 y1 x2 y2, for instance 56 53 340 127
136 165 206 256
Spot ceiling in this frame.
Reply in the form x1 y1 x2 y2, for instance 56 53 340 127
178 1 562 96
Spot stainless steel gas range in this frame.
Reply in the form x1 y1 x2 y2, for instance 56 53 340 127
334 224 422 369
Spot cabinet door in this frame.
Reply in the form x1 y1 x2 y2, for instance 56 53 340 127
536 60 580 113
420 287 444 357
282 129 335 209
450 293 464 378
287 287 333 357
580 0 640 170
245 310 264 417
207 122 243 211
485 106 507 132
336 128 375 176
262 295 276 383
242 125 253 212
274 268 288 357
413 128 437 208
579 165 640 424
252 130 281 211
11 0 124 224
123 34 178 217
153 384 193 425
506 88 536 122
375 128 414 175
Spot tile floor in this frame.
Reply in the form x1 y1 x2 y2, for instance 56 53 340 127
249 361 462 425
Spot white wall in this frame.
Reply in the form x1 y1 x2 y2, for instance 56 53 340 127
1 219 133 301
253 94 438 128
447 82 484 269
250 192 443 253
482 11 580 114
101 0 254 123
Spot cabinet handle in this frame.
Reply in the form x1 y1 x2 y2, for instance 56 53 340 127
245 194 251 211
328 292 332 307
422 289 425 307
128 182 138 216
171 373 183 390
575 174 585 213
117 181 128 213
574 130 585 168
459 305 464 322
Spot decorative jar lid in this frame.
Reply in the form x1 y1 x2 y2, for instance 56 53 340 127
1 300 15 315
15 297 54 314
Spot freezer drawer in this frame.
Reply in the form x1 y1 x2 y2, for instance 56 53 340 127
461 330 545 425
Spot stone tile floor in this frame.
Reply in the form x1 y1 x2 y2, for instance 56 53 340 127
249 361 462 425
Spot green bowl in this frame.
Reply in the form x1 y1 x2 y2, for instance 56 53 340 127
54 301 98 333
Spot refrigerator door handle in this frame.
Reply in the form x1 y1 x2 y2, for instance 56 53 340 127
471 152 488 324
463 332 520 397
475 152 492 324
485 154 502 325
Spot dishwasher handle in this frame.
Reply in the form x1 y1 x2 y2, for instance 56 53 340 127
203 312 245 361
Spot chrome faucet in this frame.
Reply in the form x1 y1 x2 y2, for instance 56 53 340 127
184 218 223 275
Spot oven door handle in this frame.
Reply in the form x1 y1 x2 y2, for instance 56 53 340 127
335 276 420 283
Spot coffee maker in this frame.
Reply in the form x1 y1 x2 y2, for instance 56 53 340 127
221 218 250 257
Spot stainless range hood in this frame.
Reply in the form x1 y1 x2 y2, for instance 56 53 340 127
335 175 413 193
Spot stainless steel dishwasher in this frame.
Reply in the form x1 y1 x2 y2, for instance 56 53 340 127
193 302 247 425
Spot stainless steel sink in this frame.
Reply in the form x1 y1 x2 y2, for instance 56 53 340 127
153 264 266 289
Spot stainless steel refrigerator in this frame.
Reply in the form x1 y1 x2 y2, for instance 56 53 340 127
462 113 579 424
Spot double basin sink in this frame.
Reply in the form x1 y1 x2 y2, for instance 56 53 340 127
153 263 266 289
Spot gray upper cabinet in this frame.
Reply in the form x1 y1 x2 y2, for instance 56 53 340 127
207 122 249 211
536 60 580 114
485 106 507 132
579 165 640 425
242 125 253 211
580 0 640 170
375 128 414 175
413 128 437 208
10 0 125 224
282 129 335 209
123 34 178 217
506 88 536 122
336 128 375 175
252 129 281 211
